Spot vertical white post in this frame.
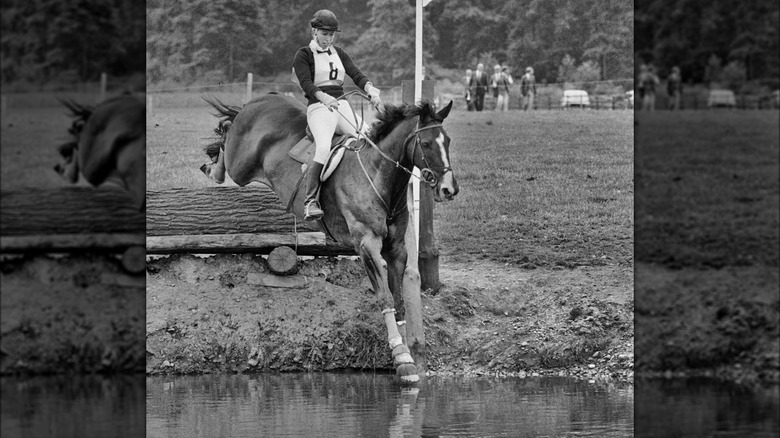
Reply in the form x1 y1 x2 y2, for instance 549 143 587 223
412 0 423 240
100 72 107 102
246 73 253 104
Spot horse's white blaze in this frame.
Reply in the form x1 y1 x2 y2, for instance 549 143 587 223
435 133 449 168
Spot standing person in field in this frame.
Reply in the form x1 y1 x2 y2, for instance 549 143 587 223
520 67 536 110
464 68 474 111
667 66 682 110
639 64 660 111
292 9 382 221
470 63 489 111
491 64 513 112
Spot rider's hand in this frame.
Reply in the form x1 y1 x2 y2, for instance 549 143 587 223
317 92 339 111
366 85 382 109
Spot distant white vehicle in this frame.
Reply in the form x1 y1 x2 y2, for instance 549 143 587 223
561 90 590 108
708 90 736 108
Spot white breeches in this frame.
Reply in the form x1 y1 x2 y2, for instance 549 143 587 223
307 100 368 164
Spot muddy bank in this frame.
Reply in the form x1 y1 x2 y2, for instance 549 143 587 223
146 254 633 382
635 263 779 385
0 254 145 374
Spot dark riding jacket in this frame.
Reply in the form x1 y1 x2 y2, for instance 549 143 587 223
293 45 371 106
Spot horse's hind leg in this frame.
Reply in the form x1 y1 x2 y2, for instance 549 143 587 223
200 146 226 184
352 226 419 383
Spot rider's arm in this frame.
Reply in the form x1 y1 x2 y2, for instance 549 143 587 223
335 46 370 92
293 47 322 101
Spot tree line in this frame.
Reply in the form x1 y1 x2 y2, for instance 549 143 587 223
635 0 779 90
1 0 145 85
145 0 634 87
2 0 639 88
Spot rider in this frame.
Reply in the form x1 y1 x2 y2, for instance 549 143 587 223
292 9 382 221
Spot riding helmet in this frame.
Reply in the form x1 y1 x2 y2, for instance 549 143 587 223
310 9 341 32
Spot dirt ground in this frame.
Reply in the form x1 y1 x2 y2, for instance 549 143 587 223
145 254 633 382
0 255 145 374
635 263 779 385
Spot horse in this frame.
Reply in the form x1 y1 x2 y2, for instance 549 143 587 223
54 94 146 211
200 93 458 382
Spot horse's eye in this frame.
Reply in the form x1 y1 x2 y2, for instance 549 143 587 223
421 142 431 149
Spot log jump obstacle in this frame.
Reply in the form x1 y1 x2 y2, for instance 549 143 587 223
0 187 146 274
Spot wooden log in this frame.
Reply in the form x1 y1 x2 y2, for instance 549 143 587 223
145 232 353 256
146 186 319 236
1 233 144 253
267 246 299 275
120 245 146 274
1 187 144 236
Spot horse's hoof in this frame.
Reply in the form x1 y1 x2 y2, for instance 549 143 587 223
392 344 414 366
396 363 419 383
200 164 225 184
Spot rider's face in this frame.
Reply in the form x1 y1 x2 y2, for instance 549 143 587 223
313 29 335 48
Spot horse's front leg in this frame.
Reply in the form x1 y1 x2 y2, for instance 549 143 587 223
382 221 409 340
350 223 419 383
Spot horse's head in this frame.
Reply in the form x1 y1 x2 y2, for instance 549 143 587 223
54 99 93 183
409 100 459 202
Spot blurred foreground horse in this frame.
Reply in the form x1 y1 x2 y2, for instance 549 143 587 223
55 95 145 211
200 92 458 382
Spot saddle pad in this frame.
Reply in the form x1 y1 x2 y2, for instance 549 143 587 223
321 141 350 182
288 137 312 164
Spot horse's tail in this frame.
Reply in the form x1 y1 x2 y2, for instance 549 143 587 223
200 94 240 183
201 94 241 160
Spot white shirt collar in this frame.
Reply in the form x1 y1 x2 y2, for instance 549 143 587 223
309 39 332 53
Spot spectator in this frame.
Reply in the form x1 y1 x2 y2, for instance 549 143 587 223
491 64 513 112
464 68 474 111
639 64 660 111
520 67 536 110
470 63 489 111
667 66 682 110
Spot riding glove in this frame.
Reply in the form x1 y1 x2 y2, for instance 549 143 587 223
365 84 382 108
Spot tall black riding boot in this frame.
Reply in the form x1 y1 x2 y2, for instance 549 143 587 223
304 162 325 221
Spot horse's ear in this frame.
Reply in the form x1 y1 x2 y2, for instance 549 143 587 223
437 100 453 120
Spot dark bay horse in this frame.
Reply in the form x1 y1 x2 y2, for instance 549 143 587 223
201 93 458 382
55 95 146 211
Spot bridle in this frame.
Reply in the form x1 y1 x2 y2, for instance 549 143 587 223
334 91 452 217
402 122 452 188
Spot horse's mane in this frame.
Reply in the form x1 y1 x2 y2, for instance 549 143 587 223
368 100 441 143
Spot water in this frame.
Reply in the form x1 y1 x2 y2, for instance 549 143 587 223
636 378 780 437
1 374 144 438
4 373 775 437
146 373 633 437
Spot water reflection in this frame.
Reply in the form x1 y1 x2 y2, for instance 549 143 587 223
146 373 633 437
636 378 780 437
1 374 145 438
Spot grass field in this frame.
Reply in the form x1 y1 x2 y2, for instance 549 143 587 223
634 111 779 268
146 102 634 269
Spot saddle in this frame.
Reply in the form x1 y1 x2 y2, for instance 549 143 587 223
288 126 354 182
